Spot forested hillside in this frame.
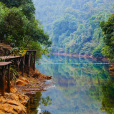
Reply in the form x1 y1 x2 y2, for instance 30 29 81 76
33 0 114 58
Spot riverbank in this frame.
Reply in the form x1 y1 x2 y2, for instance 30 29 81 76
53 52 93 58
109 63 114 77
0 68 52 114
53 52 108 62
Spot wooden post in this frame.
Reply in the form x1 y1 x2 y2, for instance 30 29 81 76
28 52 31 75
7 64 10 93
17 58 20 72
33 51 36 71
1 66 5 96
22 56 25 76
0 62 11 95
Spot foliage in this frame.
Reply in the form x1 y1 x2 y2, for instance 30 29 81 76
33 0 114 57
92 40 104 58
0 0 52 58
101 79 114 114
10 66 19 84
100 14 114 60
41 96 52 106
26 41 42 58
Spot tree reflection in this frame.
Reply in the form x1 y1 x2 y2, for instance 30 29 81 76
27 92 52 114
36 55 114 113
27 92 42 114
42 96 52 106
43 110 51 114
101 78 114 114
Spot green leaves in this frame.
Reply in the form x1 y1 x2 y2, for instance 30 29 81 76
0 0 52 58
100 14 114 60
1 7 28 46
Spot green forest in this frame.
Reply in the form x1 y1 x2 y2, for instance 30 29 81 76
0 0 114 60
0 0 52 58
33 0 114 61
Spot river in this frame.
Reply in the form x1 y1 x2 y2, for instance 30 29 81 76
28 55 114 114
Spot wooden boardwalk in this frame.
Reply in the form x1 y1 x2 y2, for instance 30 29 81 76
0 62 12 96
0 50 36 96
0 56 20 60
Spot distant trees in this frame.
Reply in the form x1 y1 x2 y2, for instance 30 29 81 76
52 14 77 45
33 0 114 57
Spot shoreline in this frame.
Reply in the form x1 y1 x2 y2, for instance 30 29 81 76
53 52 108 62
0 68 52 114
0 54 113 113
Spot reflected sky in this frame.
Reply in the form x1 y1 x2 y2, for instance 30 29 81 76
34 55 114 114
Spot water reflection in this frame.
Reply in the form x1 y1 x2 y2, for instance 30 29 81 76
27 92 41 114
101 79 114 114
32 55 114 114
27 92 52 114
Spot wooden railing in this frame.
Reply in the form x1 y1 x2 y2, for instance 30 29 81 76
0 50 36 96
0 62 12 96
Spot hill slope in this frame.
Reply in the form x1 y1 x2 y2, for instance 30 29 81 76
33 0 114 56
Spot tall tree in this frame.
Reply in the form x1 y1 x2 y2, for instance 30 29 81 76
0 1 52 48
100 14 114 60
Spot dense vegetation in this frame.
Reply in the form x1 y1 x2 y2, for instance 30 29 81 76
100 14 114 61
33 0 114 60
0 0 52 57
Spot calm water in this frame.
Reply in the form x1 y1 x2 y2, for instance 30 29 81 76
28 55 114 114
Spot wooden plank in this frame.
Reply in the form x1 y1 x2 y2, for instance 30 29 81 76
22 56 25 76
28 52 31 75
7 64 10 93
17 58 20 72
33 51 36 71
27 50 36 52
0 62 12 66
0 56 20 60
1 66 5 96
0 62 12 95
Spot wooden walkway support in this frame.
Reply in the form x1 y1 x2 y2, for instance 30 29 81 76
0 62 12 96
26 50 36 75
0 56 23 76
0 50 36 76
0 50 36 95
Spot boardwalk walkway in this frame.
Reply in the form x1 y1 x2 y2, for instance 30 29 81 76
0 62 12 96
0 50 36 96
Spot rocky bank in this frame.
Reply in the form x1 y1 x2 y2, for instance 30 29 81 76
0 68 52 114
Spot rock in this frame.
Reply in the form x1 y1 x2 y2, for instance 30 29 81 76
109 63 114 71
0 110 6 114
19 77 29 83
109 67 114 71
38 74 52 80
32 69 52 80
16 77 29 86
10 85 17 93
42 75 52 80
33 69 41 78
16 79 27 86
109 63 114 77
0 93 29 114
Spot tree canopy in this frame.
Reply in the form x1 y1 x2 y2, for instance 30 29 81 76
0 0 52 57
33 0 114 58
100 14 114 60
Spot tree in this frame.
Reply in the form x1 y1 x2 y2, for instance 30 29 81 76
0 1 52 58
100 14 114 60
0 1 52 46
2 7 28 46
